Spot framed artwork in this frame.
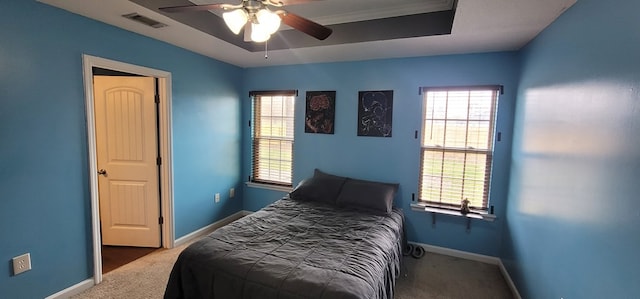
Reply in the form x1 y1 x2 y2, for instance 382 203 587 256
305 91 336 134
357 90 393 137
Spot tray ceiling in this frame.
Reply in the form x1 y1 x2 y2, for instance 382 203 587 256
38 0 577 67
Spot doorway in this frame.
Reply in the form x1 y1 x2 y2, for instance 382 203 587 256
101 245 157 273
93 73 160 273
82 54 175 284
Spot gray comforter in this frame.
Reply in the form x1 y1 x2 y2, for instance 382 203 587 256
164 198 405 299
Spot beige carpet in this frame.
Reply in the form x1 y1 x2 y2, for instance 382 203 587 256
71 241 193 299
395 252 513 299
73 241 513 299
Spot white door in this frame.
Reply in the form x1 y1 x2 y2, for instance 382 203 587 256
94 76 161 247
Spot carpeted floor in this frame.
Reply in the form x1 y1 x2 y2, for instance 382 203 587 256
72 241 193 299
73 241 514 299
395 252 513 299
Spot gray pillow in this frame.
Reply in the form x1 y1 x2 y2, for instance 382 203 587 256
335 178 399 215
289 169 347 204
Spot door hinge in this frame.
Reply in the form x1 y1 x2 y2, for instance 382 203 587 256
156 157 162 165
154 94 160 103
159 216 164 225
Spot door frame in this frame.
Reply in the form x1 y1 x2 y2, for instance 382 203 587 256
82 54 174 284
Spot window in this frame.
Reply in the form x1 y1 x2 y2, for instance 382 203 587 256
250 90 296 186
418 86 500 210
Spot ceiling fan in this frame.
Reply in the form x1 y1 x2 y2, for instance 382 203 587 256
159 0 333 42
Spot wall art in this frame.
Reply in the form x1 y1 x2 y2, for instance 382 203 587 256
305 91 336 134
357 90 393 137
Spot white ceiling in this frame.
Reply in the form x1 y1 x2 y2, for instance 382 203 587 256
38 0 577 68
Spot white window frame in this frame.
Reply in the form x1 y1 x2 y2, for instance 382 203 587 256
417 85 501 212
249 90 296 187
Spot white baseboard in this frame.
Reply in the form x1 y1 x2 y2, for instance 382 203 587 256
409 242 520 299
45 279 94 299
174 211 247 247
49 214 520 299
410 241 500 265
498 260 522 299
46 211 248 298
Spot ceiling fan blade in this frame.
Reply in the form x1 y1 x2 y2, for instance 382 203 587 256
159 3 226 13
278 11 332 40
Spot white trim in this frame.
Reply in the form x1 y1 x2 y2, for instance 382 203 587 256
82 54 174 284
45 279 94 299
174 211 246 247
410 241 500 265
47 211 247 298
411 203 497 221
311 0 453 25
498 260 523 299
245 181 292 192
157 76 175 250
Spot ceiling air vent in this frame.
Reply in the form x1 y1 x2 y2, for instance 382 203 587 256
122 13 167 28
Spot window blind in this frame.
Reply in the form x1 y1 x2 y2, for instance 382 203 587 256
418 86 500 210
251 91 296 186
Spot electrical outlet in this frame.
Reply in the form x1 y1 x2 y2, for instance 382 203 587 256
215 193 220 203
12 253 32 276
229 188 235 198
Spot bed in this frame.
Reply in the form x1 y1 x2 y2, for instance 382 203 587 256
164 170 405 299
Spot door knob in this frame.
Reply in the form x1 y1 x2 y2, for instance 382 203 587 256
98 169 107 176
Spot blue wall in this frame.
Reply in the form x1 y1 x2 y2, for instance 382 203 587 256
502 0 640 298
242 53 519 256
5 0 636 298
0 1 243 297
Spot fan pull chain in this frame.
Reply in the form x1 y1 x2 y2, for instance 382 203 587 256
264 40 269 59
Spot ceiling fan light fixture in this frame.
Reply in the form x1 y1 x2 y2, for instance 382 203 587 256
222 9 248 35
158 1 333 42
250 22 271 42
255 9 281 35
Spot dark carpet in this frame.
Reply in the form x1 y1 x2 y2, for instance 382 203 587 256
101 245 157 274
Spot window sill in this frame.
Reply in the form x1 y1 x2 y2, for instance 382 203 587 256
411 203 496 222
245 181 293 193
